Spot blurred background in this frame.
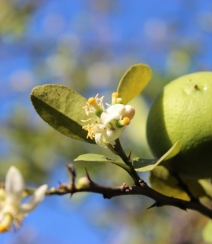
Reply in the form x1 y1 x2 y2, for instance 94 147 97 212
0 0 212 243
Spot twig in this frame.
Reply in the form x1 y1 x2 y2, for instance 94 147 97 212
46 166 212 219
113 139 141 185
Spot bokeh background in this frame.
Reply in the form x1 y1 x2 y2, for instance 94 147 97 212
1 0 212 243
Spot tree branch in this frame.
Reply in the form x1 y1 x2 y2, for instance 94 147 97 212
46 167 212 219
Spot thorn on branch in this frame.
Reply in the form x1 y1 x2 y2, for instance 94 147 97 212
128 151 132 160
85 168 93 183
147 201 161 209
66 164 76 183
66 164 77 196
177 201 187 212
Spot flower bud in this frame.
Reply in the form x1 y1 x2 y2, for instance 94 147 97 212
76 177 90 189
123 105 135 119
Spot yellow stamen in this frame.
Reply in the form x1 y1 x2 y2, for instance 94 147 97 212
112 92 123 104
87 97 103 116
112 92 119 98
82 125 95 139
0 213 13 233
112 92 119 104
116 98 123 104
88 97 96 106
122 117 130 125
115 117 130 128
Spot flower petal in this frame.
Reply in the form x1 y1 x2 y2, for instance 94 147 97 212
105 127 125 142
20 184 48 214
93 123 105 133
5 166 25 205
95 133 107 148
106 104 125 115
101 104 126 126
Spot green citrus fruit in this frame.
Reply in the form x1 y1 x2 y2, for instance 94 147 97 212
147 72 212 179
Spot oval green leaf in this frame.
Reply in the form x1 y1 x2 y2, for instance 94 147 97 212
30 84 95 143
75 154 131 172
149 166 207 201
133 141 182 172
117 64 152 104
75 154 115 163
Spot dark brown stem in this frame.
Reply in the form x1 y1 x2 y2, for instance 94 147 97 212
114 139 141 185
46 168 212 219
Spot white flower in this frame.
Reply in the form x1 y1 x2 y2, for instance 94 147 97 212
82 93 135 148
0 166 48 232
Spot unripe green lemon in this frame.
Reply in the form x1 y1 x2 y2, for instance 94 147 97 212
147 72 212 179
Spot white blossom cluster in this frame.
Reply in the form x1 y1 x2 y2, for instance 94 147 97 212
82 92 135 148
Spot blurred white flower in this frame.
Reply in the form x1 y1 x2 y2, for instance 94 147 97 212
82 93 135 148
0 166 48 233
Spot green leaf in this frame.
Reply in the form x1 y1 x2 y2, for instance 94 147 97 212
133 141 181 172
203 221 212 243
74 154 131 172
117 64 152 104
133 158 158 172
160 140 182 161
30 84 95 144
75 154 116 163
198 179 212 199
149 165 207 201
